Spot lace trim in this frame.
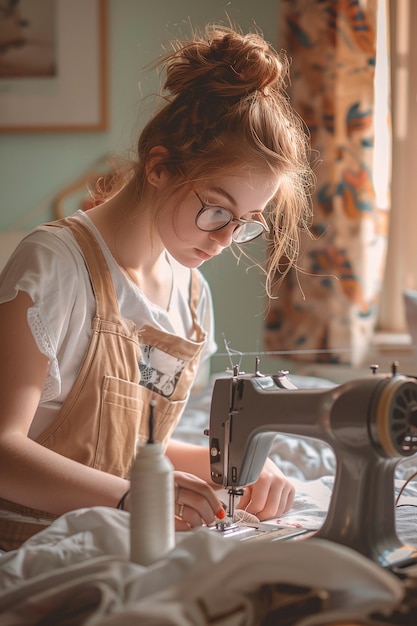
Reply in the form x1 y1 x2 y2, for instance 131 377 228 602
27 305 60 402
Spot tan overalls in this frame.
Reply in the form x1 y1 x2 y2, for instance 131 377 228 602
0 217 207 550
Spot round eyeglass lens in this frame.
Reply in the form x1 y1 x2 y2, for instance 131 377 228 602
232 222 265 244
196 206 231 231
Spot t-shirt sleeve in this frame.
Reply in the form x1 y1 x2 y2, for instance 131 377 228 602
0 229 85 401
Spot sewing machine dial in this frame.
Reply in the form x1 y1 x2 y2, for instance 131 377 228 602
374 376 417 457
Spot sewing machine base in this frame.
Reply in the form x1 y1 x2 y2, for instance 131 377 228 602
208 519 309 542
208 520 417 573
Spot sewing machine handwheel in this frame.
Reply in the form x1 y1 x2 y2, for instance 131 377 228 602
375 377 417 457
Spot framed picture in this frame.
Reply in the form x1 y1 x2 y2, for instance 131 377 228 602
0 0 107 132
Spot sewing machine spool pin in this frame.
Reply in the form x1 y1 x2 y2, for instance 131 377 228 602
208 362 417 567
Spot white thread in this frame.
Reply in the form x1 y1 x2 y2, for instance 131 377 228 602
234 509 260 524
129 441 175 566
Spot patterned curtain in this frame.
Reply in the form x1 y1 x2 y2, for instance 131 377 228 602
265 0 390 366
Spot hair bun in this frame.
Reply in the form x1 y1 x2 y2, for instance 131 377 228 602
164 25 286 100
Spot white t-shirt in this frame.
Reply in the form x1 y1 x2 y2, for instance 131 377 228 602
0 211 217 439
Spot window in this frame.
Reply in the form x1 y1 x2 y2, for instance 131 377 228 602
378 0 417 334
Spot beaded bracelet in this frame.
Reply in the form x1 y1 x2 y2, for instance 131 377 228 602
116 489 130 510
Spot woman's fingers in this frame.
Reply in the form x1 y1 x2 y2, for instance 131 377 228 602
173 471 225 529
171 459 296 530
237 459 295 520
253 479 295 519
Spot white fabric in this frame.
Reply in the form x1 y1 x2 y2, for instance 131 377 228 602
0 506 407 625
0 211 216 439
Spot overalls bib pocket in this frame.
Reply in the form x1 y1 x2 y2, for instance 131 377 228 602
135 385 189 449
95 376 142 477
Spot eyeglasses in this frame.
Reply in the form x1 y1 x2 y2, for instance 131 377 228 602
193 191 270 244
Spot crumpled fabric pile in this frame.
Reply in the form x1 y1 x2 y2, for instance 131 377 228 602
0 506 412 625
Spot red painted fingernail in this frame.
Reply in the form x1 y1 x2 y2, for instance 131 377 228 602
216 508 226 519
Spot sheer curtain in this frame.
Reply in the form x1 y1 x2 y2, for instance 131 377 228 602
378 0 417 334
265 0 391 366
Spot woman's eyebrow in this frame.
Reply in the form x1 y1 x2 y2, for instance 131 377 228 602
205 186 237 207
206 186 266 216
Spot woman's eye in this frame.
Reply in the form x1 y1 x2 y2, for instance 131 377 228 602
211 207 227 218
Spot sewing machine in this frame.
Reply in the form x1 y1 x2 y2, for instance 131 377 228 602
208 361 417 567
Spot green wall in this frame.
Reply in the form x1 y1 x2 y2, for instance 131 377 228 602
0 0 287 376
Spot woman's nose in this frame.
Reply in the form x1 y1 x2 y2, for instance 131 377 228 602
208 224 236 247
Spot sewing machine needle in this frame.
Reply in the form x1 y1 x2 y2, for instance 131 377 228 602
228 491 236 522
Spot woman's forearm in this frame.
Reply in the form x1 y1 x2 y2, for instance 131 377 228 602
0 432 129 515
166 439 212 484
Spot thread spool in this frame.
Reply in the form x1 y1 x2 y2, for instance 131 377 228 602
130 400 175 565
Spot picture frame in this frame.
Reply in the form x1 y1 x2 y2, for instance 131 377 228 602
0 0 107 132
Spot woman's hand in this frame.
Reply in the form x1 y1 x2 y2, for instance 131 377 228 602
236 458 295 521
173 470 225 531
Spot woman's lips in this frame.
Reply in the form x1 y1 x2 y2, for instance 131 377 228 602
195 248 214 261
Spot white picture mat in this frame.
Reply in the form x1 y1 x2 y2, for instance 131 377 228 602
0 0 106 131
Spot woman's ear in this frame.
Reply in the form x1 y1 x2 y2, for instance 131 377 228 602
145 146 170 187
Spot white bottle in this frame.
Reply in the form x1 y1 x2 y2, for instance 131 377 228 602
130 401 175 566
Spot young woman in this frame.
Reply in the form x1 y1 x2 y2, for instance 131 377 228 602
0 25 314 550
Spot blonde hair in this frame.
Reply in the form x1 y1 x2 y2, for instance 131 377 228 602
107 25 315 295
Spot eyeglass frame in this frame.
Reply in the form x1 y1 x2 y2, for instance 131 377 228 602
192 189 270 244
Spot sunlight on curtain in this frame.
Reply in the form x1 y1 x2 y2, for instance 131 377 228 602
264 0 390 366
373 0 390 212
378 0 417 334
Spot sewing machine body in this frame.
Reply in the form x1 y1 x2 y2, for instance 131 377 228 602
208 367 417 567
